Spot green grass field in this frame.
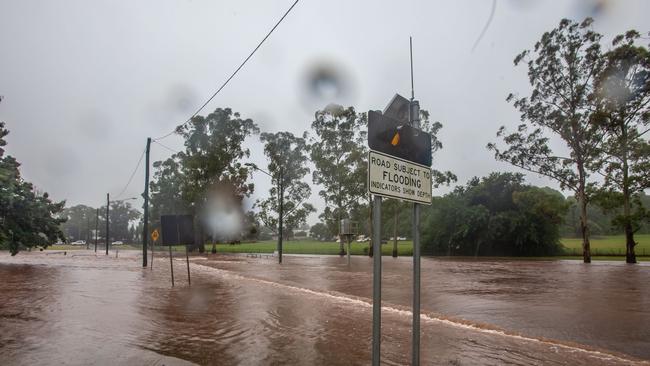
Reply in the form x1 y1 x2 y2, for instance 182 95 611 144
560 234 650 256
47 240 413 256
201 240 414 256
46 234 650 260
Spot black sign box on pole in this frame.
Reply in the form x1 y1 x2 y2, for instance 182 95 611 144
160 215 195 246
368 110 432 167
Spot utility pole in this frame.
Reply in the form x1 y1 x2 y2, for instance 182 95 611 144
86 215 90 250
278 165 284 264
409 36 422 366
95 208 99 252
106 193 110 255
142 137 151 267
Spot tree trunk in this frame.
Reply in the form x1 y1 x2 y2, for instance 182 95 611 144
621 128 637 264
625 223 636 264
392 206 398 258
578 192 591 263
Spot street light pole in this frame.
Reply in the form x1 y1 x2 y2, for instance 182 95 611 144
95 208 99 253
105 193 110 255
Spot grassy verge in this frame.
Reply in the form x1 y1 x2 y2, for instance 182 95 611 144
200 240 414 256
43 234 650 260
560 234 650 256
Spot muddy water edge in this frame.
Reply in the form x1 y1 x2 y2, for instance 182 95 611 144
0 251 648 365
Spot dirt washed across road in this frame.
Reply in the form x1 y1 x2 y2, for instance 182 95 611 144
0 250 648 365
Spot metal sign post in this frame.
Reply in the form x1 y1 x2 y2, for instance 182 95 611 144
371 195 382 366
368 98 430 365
410 91 422 366
185 244 191 286
161 215 195 287
169 243 174 287
151 229 159 270
368 38 429 366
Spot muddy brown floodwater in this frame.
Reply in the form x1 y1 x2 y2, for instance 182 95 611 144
0 251 649 365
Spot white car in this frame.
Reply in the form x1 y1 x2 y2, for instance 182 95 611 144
70 240 86 245
112 241 124 246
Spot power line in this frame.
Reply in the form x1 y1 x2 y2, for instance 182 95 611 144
152 0 300 141
110 0 300 206
114 147 146 199
471 0 497 52
153 140 180 154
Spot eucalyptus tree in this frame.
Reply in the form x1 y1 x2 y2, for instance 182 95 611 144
591 31 650 263
149 155 186 230
175 108 259 204
488 18 606 263
60 204 96 242
310 104 367 255
149 108 259 249
256 131 315 239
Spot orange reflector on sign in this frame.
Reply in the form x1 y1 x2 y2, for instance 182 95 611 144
391 132 400 146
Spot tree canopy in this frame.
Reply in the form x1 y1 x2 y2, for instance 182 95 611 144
257 131 315 239
422 173 567 257
0 121 65 255
488 18 607 262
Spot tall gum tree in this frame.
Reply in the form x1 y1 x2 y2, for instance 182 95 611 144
257 131 315 239
592 31 650 263
310 104 367 255
150 108 259 249
488 18 606 263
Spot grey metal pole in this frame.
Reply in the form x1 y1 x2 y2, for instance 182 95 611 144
347 236 351 265
412 203 421 366
106 194 110 255
169 243 174 287
86 215 90 250
185 244 191 285
142 137 151 267
372 195 382 366
409 39 422 361
94 208 98 253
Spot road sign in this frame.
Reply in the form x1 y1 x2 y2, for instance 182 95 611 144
151 229 159 242
160 215 195 246
368 150 432 205
368 110 432 167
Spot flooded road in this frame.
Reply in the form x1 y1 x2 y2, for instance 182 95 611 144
0 251 648 365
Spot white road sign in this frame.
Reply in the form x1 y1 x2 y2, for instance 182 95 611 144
368 150 432 205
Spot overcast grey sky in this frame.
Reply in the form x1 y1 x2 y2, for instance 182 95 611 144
1 0 649 224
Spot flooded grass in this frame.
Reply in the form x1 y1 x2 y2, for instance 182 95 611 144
48 235 650 259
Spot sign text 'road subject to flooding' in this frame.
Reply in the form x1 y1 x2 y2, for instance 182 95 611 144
368 150 432 205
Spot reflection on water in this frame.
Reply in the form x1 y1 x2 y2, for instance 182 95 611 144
0 251 648 365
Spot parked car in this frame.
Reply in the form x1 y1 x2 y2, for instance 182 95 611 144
70 240 86 245
356 235 370 242
112 241 124 246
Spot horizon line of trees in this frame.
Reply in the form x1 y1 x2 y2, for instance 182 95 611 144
2 18 648 262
